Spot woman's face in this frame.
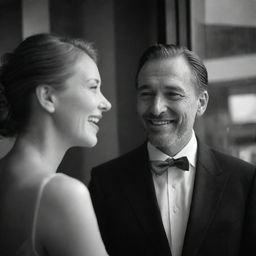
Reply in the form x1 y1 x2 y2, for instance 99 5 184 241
53 53 111 148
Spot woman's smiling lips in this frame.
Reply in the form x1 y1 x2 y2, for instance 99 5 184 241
88 115 102 131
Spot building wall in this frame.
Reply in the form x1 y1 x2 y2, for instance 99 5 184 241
114 0 158 154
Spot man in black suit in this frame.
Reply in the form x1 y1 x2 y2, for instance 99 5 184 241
89 44 256 256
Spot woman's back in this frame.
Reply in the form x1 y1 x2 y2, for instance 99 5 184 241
0 155 108 256
0 166 34 254
0 157 54 255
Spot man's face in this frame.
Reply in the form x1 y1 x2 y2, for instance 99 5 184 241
136 56 208 156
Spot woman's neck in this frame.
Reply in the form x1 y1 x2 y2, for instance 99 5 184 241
9 129 68 175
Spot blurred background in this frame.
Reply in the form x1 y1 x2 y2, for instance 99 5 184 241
0 0 255 184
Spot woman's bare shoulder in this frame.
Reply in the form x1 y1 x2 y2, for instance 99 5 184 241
42 173 90 209
37 173 108 256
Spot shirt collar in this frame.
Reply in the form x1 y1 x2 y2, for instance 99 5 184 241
147 130 197 167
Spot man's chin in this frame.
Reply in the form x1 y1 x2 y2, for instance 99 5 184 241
148 134 170 148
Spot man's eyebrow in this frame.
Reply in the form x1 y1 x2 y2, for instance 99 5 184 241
164 86 184 93
137 84 152 91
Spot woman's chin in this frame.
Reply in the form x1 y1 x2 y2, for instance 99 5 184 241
84 137 98 148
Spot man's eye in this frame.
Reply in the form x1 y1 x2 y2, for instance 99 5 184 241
167 92 183 99
139 91 154 97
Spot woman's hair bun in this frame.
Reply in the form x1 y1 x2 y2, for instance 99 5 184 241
0 62 14 137
1 52 13 65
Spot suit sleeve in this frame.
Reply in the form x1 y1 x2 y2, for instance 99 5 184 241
241 166 256 255
88 168 109 250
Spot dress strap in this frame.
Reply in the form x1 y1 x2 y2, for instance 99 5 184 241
31 173 60 256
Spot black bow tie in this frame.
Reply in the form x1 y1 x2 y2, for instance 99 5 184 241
150 157 189 175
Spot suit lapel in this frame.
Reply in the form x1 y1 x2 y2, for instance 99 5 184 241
182 141 231 256
118 141 230 256
120 144 172 256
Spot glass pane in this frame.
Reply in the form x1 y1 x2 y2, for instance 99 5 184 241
190 0 256 164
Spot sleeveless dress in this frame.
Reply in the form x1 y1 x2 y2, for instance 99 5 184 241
15 174 60 256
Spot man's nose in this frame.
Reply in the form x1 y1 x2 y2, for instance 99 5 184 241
150 96 167 116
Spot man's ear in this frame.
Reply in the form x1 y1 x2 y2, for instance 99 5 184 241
197 90 209 116
35 85 56 113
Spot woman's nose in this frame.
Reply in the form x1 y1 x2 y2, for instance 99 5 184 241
99 93 112 112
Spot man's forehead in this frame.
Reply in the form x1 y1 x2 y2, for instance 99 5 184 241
138 56 192 78
141 55 190 72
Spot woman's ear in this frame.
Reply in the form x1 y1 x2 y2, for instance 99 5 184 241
35 85 56 113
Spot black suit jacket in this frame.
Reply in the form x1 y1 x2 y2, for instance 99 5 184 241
89 141 256 256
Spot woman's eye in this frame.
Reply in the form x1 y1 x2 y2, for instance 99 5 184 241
90 85 98 90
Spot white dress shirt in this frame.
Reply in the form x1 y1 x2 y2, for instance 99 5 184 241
148 131 197 256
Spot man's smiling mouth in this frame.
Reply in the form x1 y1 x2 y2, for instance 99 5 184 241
147 119 175 126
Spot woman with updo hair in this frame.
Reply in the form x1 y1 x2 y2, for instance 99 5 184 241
0 33 111 256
